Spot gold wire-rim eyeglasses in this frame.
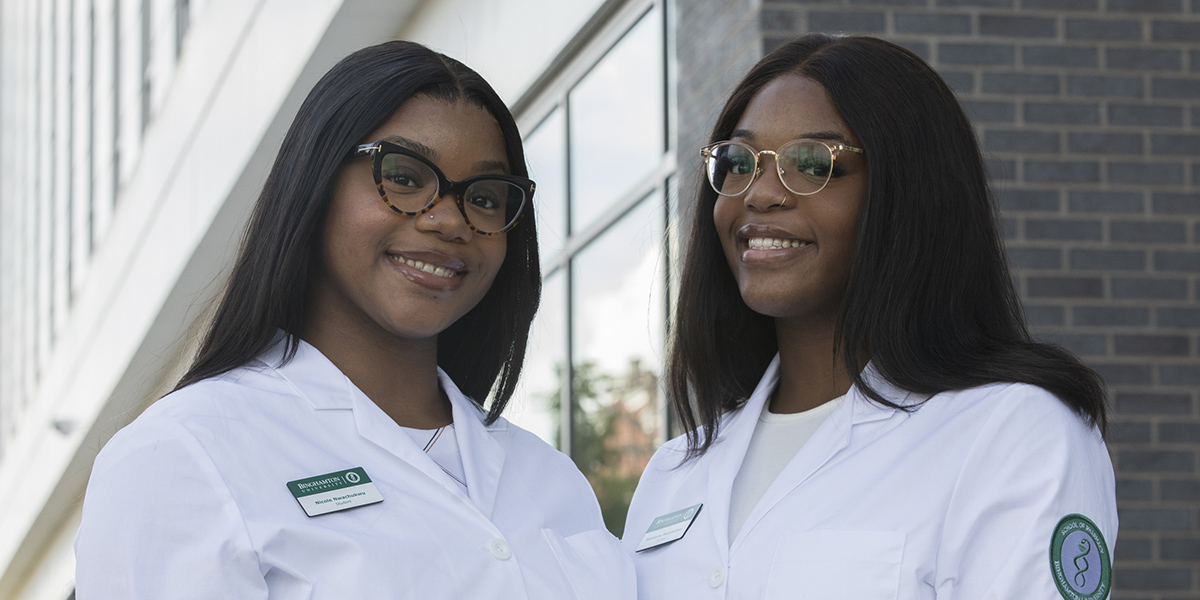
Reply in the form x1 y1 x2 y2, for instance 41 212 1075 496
700 138 864 197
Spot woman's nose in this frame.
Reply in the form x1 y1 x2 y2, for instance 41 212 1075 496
742 158 789 211
415 195 473 240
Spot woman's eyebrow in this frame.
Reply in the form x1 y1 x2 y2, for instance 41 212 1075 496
380 135 438 159
379 135 509 174
473 159 510 174
730 128 756 141
729 128 854 145
802 130 854 144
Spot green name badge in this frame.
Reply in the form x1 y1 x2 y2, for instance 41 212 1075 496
636 503 703 552
287 467 383 517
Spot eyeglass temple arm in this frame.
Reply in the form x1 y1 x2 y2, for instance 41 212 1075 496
351 143 381 156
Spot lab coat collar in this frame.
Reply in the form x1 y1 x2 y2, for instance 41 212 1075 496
442 370 506 519
260 334 507 519
846 361 925 424
256 333 356 410
709 354 919 555
702 355 782 561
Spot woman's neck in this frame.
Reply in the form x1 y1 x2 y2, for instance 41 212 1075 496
771 316 855 414
300 316 452 429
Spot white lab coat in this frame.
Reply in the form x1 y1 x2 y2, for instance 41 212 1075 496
76 338 635 599
622 356 1117 599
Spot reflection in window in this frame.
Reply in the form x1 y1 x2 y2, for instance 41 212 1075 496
512 1 671 536
572 196 665 533
524 109 567 260
568 7 664 234
507 272 564 445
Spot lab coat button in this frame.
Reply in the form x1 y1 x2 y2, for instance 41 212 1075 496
708 566 725 588
489 538 512 560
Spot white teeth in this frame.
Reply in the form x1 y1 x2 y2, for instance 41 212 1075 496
400 258 456 278
747 237 807 250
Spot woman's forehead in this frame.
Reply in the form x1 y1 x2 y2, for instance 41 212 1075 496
733 75 859 148
369 96 510 173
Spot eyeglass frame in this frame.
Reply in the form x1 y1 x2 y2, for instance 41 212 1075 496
699 138 864 197
351 141 536 236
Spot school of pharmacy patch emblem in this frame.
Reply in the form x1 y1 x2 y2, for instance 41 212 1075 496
1050 514 1111 600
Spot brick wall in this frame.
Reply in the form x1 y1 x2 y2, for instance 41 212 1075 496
677 0 1200 596
676 0 763 224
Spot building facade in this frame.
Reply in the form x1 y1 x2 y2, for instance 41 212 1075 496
0 0 1196 597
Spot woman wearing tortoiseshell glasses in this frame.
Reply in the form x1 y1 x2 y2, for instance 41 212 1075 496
76 41 633 600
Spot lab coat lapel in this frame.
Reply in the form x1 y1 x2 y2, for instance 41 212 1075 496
442 369 506 520
272 337 474 503
730 363 912 551
260 334 354 410
704 355 781 556
345 381 474 504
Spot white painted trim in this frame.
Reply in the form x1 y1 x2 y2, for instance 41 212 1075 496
9 508 80 600
0 0 423 595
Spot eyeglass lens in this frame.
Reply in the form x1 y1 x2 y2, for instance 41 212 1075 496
380 152 525 233
705 141 835 196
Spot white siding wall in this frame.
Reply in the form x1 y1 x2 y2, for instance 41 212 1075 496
0 0 614 597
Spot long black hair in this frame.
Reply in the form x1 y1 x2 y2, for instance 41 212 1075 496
175 41 540 423
671 33 1106 454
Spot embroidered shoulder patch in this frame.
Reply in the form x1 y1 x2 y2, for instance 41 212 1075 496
1049 514 1111 600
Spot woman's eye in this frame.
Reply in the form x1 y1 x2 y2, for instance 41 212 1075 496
383 169 423 188
793 158 832 177
728 156 755 176
466 193 500 210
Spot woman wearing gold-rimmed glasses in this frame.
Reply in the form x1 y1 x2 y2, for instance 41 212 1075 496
623 34 1116 600
75 41 634 599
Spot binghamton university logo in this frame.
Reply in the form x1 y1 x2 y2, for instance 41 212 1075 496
1049 514 1111 600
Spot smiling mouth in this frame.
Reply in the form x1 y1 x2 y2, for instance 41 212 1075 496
388 255 462 278
747 236 811 250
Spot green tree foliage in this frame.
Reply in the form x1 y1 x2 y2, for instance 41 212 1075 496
545 360 654 535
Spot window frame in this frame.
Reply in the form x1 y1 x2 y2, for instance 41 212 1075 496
511 0 677 460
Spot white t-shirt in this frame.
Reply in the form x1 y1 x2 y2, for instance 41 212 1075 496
728 394 845 541
400 423 469 494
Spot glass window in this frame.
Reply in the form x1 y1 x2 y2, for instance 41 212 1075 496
571 195 665 534
524 108 567 261
568 7 663 234
512 0 672 537
506 271 565 447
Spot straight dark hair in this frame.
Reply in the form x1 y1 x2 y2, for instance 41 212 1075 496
671 33 1106 455
175 41 540 423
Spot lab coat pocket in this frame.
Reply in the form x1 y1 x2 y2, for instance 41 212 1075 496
542 528 637 600
765 529 905 600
